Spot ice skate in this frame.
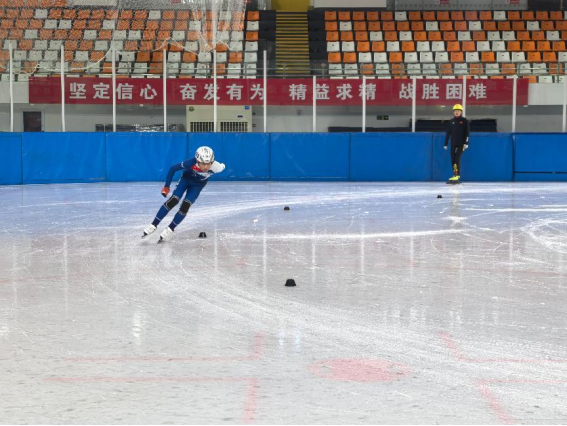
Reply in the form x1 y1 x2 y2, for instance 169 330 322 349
446 175 461 184
142 224 156 238
158 226 174 243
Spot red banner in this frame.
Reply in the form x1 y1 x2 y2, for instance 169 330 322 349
29 77 528 106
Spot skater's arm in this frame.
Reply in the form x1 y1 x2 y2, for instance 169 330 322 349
164 159 195 188
465 118 470 143
210 161 226 174
444 121 451 147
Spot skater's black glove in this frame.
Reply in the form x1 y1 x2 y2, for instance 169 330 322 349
161 187 170 197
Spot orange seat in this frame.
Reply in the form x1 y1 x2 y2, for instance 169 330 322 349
522 41 536 51
149 62 163 74
481 52 496 62
328 52 341 63
191 11 203 20
548 63 563 74
131 20 145 30
246 31 259 41
381 11 393 21
562 31 567 40
397 21 410 31
517 31 530 41
228 52 242 63
78 9 90 19
384 31 398 41
247 11 259 20
451 11 464 21
343 52 356 63
54 29 68 39
409 11 421 21
338 11 351 21
446 41 460 52
382 21 395 31
498 21 511 31
512 21 526 31
361 63 374 75
137 52 150 62
543 52 557 62
49 9 62 19
521 11 535 20
443 31 457 41
367 11 379 21
411 21 424 31
553 41 566 51
371 41 385 52
483 21 497 31
160 20 173 30
440 63 453 75
465 11 478 21
537 41 552 51
143 30 156 40
30 19 42 29
501 63 516 75
550 11 563 21
508 41 521 52
79 41 93 50
368 21 381 31
480 11 492 21
428 31 442 41
508 11 520 20
175 21 188 31
541 21 555 31
117 20 129 30
325 21 338 31
450 52 464 62
469 63 483 75
183 52 197 62
440 21 453 31
90 51 104 61
357 41 370 52
354 21 367 31
177 11 190 20
437 11 450 21
326 31 339 42
389 52 403 63
215 43 228 52
527 52 542 62
413 31 427 41
353 11 365 21
341 31 354 41
454 21 467 31
68 30 82 40
472 31 486 41
19 39 32 50
401 41 415 52
215 63 226 75
119 10 133 20
124 41 138 51
391 63 405 76
423 11 435 21
146 21 159 30
462 41 475 52
157 31 171 40
355 31 368 41
532 31 545 41
98 30 112 40
15 19 28 30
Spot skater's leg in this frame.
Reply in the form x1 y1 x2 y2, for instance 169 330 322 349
453 145 463 176
168 184 205 231
151 180 188 227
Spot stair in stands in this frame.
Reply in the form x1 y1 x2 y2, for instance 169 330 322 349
275 11 311 76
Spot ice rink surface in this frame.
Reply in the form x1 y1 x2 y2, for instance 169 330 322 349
1 181 566 425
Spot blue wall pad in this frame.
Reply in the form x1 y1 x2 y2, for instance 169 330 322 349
106 133 188 182
22 133 106 184
188 133 270 180
270 133 350 181
515 133 567 173
432 133 513 181
514 173 567 182
350 133 433 181
0 133 22 185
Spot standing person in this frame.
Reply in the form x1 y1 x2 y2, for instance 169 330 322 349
142 146 225 242
444 104 470 183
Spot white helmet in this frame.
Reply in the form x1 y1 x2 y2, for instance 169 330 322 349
195 146 215 164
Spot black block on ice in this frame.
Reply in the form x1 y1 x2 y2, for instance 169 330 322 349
284 206 290 211
199 232 207 238
437 195 443 199
285 279 296 287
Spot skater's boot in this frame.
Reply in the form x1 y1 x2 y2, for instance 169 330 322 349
142 224 156 238
448 175 459 181
158 226 174 243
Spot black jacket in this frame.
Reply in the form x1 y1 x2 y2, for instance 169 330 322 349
444 117 470 147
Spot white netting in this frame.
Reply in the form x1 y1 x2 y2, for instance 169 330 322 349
0 0 247 77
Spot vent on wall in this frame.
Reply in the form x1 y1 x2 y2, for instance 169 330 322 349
220 121 248 132
190 122 214 133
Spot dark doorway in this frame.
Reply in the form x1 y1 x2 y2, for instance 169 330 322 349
23 111 42 132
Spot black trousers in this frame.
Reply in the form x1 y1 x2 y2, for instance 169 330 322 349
450 144 464 175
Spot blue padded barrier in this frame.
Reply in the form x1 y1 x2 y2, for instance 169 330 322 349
514 173 567 182
188 133 270 180
106 133 188 182
0 133 22 185
514 134 567 174
270 133 350 181
22 133 106 184
432 133 513 182
350 133 433 181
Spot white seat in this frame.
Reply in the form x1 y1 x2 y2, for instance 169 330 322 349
426 21 439 31
539 75 553 83
149 10 161 20
196 63 210 76
167 62 180 75
189 21 202 31
329 63 342 75
14 51 27 61
359 52 372 63
34 9 48 19
469 21 482 31
133 63 147 74
344 64 358 75
564 11 567 20
220 11 232 20
419 52 433 63
120 51 135 62
231 31 244 41
547 31 560 41
431 41 445 52
497 52 511 62
229 41 243 51
512 52 526 62
386 41 400 52
407 63 421 75
24 30 38 39
117 62 130 74
2 40 15 50
395 11 407 21
466 52 480 63
168 52 181 63
369 31 383 41
453 63 467 75
34 40 48 50
28 50 43 61
95 40 109 51
247 21 259 31
113 30 127 40
180 63 195 74
477 41 490 52
502 31 515 41
373 52 388 63
185 41 199 51
458 31 471 41
518 63 532 75
492 41 506 52
557 75 566 83
244 63 257 76
110 40 124 51
399 31 412 41
339 21 352 31
245 41 258 51
216 52 227 63
417 41 430 52
327 42 340 52
487 31 501 41
58 20 72 30
227 63 242 75
44 20 57 29
244 52 257 62
75 51 89 62
172 31 185 41
198 52 212 62
422 63 437 75
375 63 390 75
526 21 540 31
532 63 547 75
342 41 355 52
85 62 100 74
44 50 58 61
559 52 567 62
494 11 506 21
435 52 449 63
102 20 115 30
128 31 141 40
404 52 418 63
